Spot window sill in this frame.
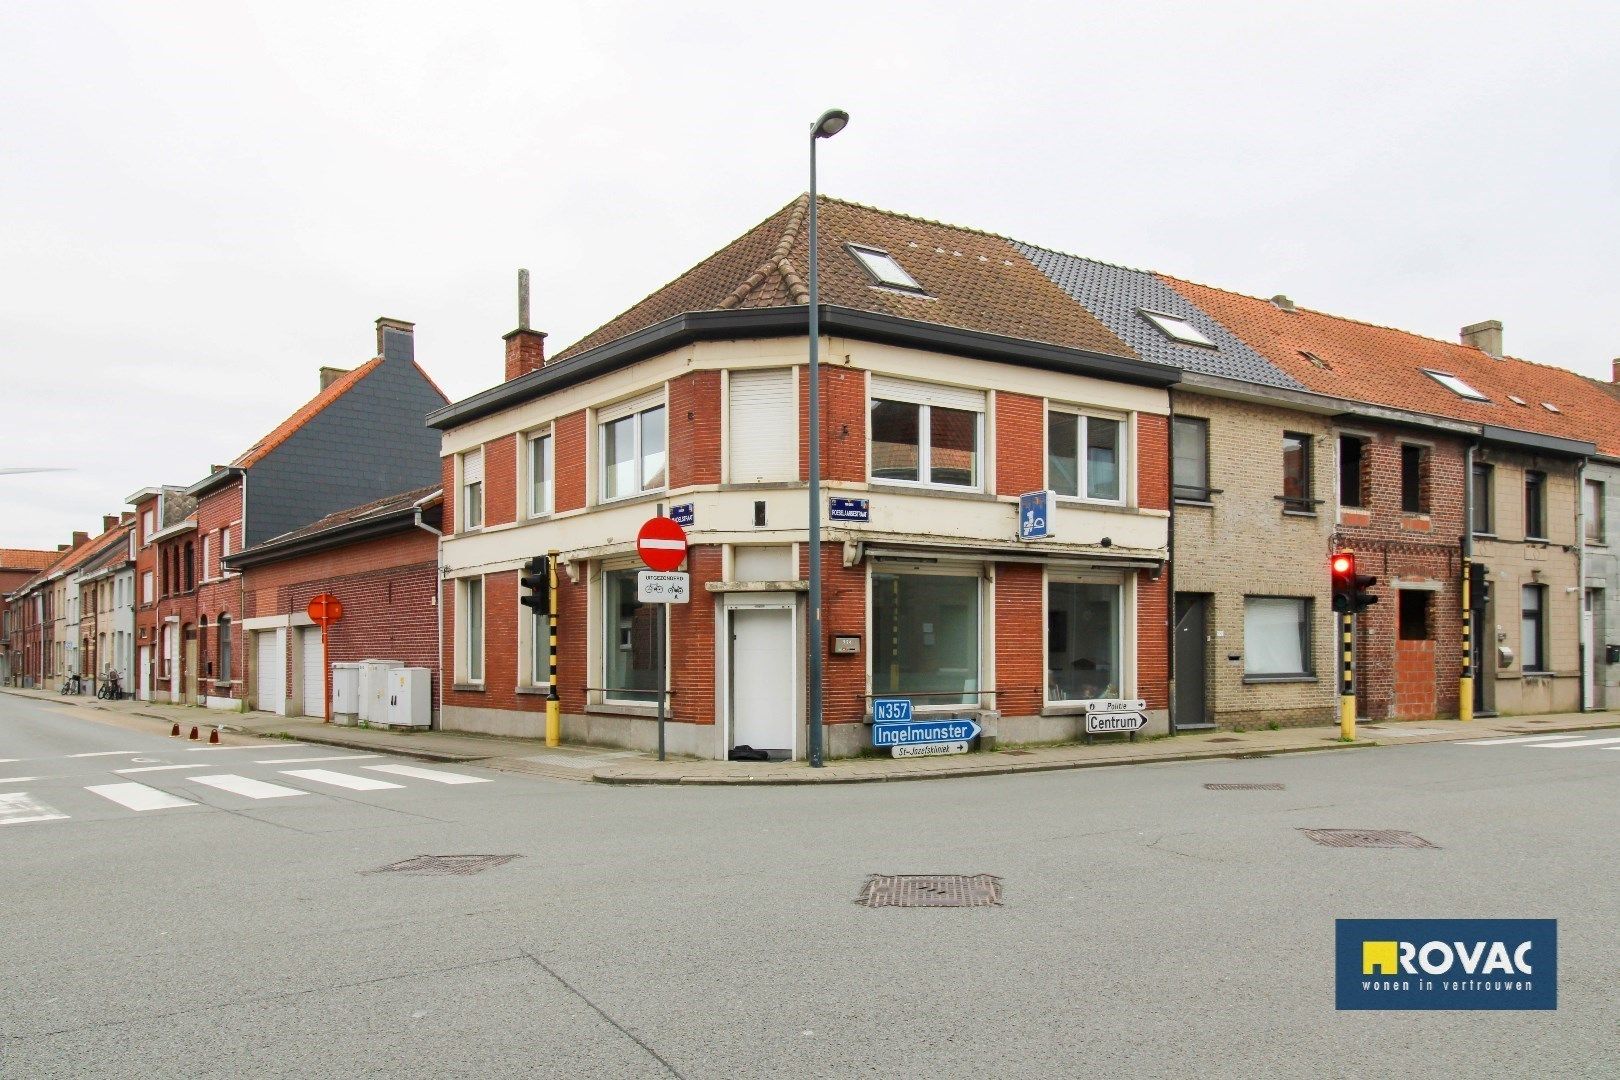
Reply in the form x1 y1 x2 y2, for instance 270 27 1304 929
1053 496 1135 514
1280 510 1318 519
1241 674 1318 684
452 682 485 693
597 489 669 509
867 481 993 503
1174 498 1214 508
514 685 555 696
588 702 660 719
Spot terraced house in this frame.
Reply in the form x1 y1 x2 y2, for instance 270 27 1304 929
431 198 1181 758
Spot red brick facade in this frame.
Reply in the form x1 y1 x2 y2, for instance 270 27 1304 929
799 365 867 483
995 393 1045 497
668 372 722 490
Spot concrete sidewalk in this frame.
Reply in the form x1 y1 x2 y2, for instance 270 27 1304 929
8 685 1618 785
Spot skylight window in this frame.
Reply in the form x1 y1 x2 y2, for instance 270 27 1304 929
1509 395 1528 406
1140 310 1216 348
1421 369 1490 402
1542 402 1562 413
1300 350 1331 370
848 245 925 293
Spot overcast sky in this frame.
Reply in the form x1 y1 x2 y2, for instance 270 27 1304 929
4 1 1617 549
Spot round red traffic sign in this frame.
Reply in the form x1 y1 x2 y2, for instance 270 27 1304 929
637 517 688 572
306 593 344 626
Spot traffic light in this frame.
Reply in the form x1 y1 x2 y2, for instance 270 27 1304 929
1331 551 1379 614
519 556 550 614
1331 552 1355 613
1468 561 1490 612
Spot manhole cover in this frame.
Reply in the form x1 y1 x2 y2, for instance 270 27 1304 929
1205 782 1284 790
857 874 1002 908
369 854 521 876
1299 829 1436 849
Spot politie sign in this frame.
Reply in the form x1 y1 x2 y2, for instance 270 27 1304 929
1335 919 1557 1010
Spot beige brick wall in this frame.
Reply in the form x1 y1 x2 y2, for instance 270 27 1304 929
1172 394 1337 728
1474 449 1581 714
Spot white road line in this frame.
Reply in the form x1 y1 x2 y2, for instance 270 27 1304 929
183 744 303 752
254 754 378 765
115 764 211 774
1528 736 1620 749
67 750 143 758
0 758 18 764
0 792 69 826
0 776 41 784
85 783 197 812
188 774 307 800
281 769 403 791
363 763 491 785
1456 735 1594 745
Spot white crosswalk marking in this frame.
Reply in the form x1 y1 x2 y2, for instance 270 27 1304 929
115 764 211 774
0 776 41 784
1528 736 1620 749
254 754 378 765
281 769 403 791
86 783 197 812
188 774 307 800
363 764 490 785
67 751 142 758
0 792 68 826
1456 735 1594 746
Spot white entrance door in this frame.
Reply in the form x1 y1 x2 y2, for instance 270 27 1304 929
138 645 152 701
729 606 796 757
301 627 325 717
254 631 284 713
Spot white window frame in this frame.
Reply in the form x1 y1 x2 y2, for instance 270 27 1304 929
597 390 668 504
201 533 214 582
142 509 155 541
867 378 985 493
867 560 986 712
1242 596 1315 679
1421 369 1490 402
1046 404 1128 505
847 244 926 293
458 576 485 684
1139 309 1216 348
1043 570 1131 709
1585 478 1605 544
526 427 554 518
600 562 665 706
460 448 485 531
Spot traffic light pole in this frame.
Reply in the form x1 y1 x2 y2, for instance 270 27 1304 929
546 549 560 747
1339 610 1356 741
1459 556 1474 724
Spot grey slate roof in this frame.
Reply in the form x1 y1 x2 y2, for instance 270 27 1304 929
1014 243 1305 391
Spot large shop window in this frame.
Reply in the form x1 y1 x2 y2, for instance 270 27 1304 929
603 567 663 703
1243 597 1313 678
1047 580 1123 702
869 377 983 490
600 394 667 502
1048 410 1123 502
871 570 981 706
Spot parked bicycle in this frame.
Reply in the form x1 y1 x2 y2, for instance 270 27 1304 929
60 673 83 695
97 670 123 700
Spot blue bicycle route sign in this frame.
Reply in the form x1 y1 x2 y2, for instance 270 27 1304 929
1018 489 1054 540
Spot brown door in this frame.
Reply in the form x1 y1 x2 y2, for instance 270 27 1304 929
184 628 199 705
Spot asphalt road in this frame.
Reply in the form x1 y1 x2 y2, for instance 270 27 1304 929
1 692 1614 1078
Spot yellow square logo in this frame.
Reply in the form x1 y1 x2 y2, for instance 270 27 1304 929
1362 940 1399 975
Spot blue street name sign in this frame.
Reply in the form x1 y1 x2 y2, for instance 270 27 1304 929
669 503 695 527
1018 489 1054 541
830 497 870 522
871 697 912 723
872 717 982 748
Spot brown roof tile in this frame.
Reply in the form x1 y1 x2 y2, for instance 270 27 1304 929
0 548 59 571
1161 276 1620 456
230 356 386 468
554 196 1134 363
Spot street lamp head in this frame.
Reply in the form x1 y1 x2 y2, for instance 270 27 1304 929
812 109 849 139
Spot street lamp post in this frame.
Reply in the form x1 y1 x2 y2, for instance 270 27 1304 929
806 107 847 769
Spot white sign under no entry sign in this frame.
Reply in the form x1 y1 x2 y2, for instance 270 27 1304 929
637 571 690 604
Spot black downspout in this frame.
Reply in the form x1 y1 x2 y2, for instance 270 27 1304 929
1166 392 1178 734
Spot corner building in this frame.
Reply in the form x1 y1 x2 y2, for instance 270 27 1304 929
432 197 1178 758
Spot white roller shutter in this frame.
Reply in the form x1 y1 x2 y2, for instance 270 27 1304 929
869 375 984 412
301 628 325 717
728 369 795 483
254 631 284 712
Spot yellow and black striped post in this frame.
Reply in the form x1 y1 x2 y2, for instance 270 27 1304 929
545 549 560 747
1459 558 1474 723
1339 611 1356 740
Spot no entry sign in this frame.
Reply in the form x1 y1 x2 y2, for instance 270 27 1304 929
637 517 688 572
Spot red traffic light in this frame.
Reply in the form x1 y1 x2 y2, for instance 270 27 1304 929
1331 553 1354 577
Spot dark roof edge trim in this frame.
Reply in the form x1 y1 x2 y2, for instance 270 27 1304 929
186 466 244 499
225 507 421 570
1479 425 1595 458
428 306 1176 430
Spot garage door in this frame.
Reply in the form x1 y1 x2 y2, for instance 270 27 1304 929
254 631 284 713
301 627 325 717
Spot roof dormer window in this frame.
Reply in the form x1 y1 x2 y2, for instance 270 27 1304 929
1139 309 1216 348
847 244 926 293
1421 369 1490 402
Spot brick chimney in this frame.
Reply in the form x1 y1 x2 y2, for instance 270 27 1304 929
504 268 547 382
1611 358 1620 384
71 531 89 548
1270 294 1297 313
319 366 350 390
375 317 415 365
103 515 119 533
1461 319 1503 358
